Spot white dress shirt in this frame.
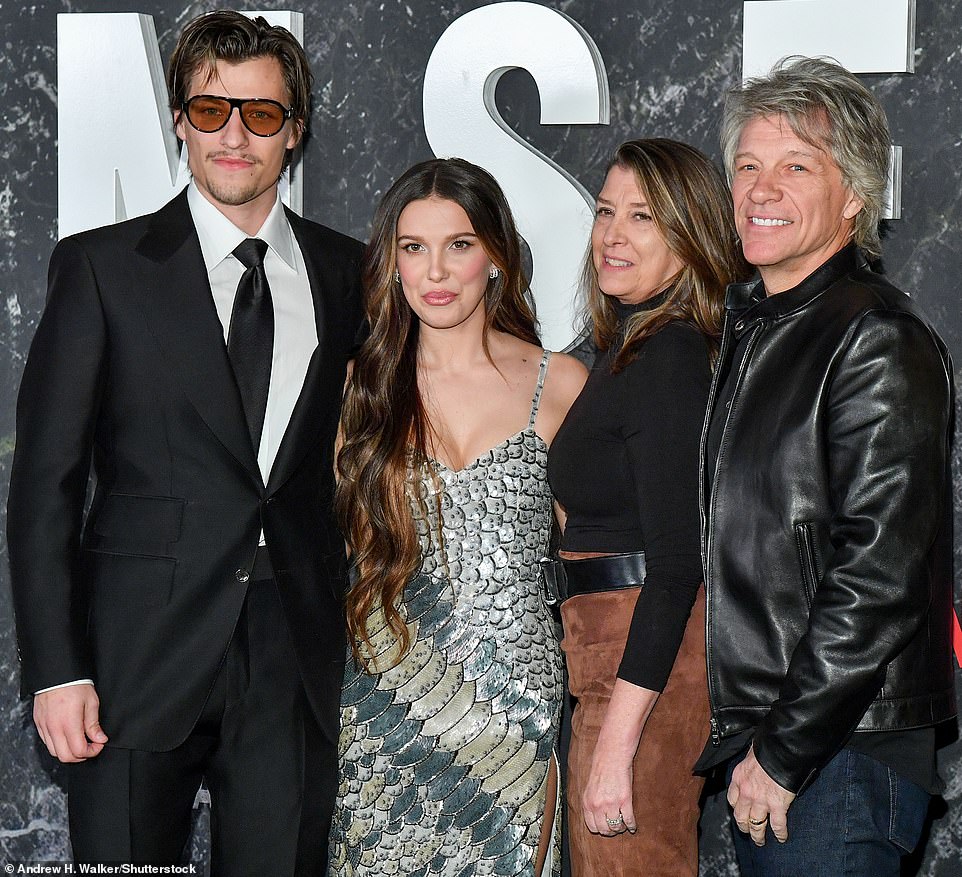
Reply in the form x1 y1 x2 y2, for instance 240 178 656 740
188 181 318 483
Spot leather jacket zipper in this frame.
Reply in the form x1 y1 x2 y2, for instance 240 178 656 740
702 319 764 744
794 521 819 605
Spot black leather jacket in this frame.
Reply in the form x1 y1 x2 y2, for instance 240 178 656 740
700 245 956 793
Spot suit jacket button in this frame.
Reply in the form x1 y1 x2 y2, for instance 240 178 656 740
235 569 250 583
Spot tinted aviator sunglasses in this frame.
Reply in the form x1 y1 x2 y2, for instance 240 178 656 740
182 95 294 137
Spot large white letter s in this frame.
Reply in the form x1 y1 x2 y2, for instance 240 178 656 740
423 2 609 350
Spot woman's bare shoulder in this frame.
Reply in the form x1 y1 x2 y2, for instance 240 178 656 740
532 350 587 444
545 350 589 402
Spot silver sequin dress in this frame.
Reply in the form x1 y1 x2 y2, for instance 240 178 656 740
329 351 563 877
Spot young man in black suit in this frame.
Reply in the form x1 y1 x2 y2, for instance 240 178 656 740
7 12 363 873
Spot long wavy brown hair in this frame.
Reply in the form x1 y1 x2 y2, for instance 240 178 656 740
336 158 538 668
584 139 750 370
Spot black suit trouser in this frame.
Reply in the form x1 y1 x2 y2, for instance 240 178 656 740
67 574 337 876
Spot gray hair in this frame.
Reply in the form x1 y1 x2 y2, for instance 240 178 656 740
720 56 891 259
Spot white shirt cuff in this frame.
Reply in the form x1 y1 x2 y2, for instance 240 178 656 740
35 679 95 694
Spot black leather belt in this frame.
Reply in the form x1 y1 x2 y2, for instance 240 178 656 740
539 551 646 605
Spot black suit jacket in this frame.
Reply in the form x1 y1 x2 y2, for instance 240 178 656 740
7 190 364 751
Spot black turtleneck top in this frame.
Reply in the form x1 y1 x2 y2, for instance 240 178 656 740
547 297 710 691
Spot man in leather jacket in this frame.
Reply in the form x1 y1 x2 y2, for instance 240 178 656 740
698 57 956 874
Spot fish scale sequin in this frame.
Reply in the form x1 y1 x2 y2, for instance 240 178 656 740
330 425 562 877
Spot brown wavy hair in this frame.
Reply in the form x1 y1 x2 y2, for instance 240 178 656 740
584 139 749 370
336 158 538 668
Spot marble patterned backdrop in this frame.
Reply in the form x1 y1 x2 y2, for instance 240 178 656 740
0 0 959 873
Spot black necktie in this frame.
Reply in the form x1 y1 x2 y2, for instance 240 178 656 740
228 238 274 453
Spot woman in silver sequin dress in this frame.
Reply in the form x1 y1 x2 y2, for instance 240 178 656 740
331 158 587 877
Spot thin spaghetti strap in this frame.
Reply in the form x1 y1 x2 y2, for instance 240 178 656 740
528 349 552 430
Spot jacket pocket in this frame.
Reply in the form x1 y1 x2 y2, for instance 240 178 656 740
794 521 821 606
92 493 185 546
85 550 177 609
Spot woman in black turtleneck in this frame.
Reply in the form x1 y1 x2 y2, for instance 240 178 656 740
547 139 749 876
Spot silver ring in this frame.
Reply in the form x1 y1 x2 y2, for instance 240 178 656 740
606 814 624 826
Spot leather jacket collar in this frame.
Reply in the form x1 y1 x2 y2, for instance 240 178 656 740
724 243 870 322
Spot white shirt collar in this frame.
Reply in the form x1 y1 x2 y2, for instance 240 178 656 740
186 181 298 272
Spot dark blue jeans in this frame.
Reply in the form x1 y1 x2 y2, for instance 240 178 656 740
726 747 930 876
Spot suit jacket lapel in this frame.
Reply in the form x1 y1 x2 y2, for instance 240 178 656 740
134 191 262 487
266 211 339 494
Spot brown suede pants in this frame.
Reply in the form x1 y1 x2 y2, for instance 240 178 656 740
561 585 709 877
